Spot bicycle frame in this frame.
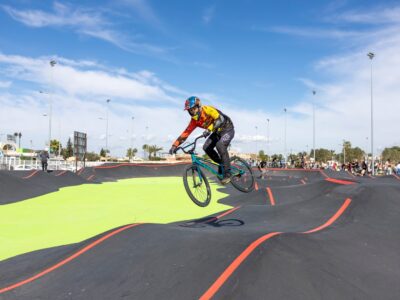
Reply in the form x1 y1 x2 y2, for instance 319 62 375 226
178 135 245 182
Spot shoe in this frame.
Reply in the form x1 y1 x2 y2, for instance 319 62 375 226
221 172 231 185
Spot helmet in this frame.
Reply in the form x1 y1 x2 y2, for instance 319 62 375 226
184 96 202 120
184 96 201 111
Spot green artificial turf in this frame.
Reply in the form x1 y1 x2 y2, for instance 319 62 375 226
0 177 230 261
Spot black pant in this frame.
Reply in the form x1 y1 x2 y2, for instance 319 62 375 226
41 161 48 171
203 128 235 174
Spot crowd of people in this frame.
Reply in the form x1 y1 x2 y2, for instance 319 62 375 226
251 156 400 176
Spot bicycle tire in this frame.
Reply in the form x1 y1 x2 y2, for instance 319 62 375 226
183 165 211 207
229 156 255 193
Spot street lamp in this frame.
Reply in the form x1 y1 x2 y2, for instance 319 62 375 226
49 60 56 154
367 52 375 175
312 90 316 164
266 118 270 160
131 116 135 150
39 90 52 151
106 99 111 155
284 108 287 164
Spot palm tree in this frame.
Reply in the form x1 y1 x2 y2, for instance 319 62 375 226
127 148 138 160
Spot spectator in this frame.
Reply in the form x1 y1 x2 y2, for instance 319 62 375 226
385 160 392 175
396 162 400 175
39 149 49 172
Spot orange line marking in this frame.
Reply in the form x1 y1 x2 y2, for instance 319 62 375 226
325 178 355 185
199 198 352 300
22 170 39 179
55 170 67 177
255 182 259 191
266 187 275 206
87 175 95 181
0 224 142 295
393 174 400 181
300 179 306 185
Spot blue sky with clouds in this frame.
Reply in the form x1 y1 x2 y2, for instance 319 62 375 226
1 0 400 156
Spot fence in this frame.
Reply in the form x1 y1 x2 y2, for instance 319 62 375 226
0 156 85 171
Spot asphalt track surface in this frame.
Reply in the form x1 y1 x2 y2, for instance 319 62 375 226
1 164 399 299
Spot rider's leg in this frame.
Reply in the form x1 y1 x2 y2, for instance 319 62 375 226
216 128 235 183
203 133 222 166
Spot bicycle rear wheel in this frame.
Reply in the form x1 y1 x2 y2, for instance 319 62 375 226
183 165 211 207
230 156 255 193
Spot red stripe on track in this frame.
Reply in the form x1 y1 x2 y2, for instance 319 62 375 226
0 224 142 295
204 206 242 224
266 187 275 206
199 198 352 300
86 175 95 181
303 198 352 233
22 170 39 179
215 206 241 219
77 168 85 175
325 177 355 185
393 174 400 181
255 182 259 191
199 232 282 300
55 170 67 177
300 179 306 185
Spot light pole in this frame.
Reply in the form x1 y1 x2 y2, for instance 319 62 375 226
267 118 270 160
367 52 375 175
365 137 369 161
284 108 287 164
49 60 56 154
106 99 111 156
39 90 51 151
131 116 135 149
312 90 316 164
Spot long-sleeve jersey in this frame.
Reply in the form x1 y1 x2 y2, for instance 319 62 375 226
173 105 233 147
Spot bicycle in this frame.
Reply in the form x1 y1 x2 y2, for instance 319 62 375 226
176 136 255 207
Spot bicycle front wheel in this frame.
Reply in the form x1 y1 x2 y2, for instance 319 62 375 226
230 156 255 193
183 165 211 207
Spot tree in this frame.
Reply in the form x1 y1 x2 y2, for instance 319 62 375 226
382 146 400 163
314 148 335 163
258 150 269 161
126 148 138 159
62 138 73 159
50 139 61 155
148 145 163 158
86 152 100 161
335 141 365 163
99 148 106 157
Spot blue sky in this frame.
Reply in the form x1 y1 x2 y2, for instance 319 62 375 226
1 0 400 156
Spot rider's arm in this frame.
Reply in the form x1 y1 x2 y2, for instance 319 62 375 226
202 106 224 131
173 119 197 147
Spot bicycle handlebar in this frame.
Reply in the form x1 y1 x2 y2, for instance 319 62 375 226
176 135 204 154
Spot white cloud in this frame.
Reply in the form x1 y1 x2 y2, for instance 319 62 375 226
266 26 363 39
0 53 178 102
2 2 166 56
0 81 11 88
331 6 400 24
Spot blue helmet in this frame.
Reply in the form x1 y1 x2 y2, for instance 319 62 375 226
184 96 201 111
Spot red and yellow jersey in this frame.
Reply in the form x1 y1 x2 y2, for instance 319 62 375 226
173 106 221 147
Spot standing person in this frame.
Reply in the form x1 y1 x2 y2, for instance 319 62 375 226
39 148 49 172
169 96 235 184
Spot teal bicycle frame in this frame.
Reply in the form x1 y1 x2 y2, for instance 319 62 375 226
180 136 245 182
